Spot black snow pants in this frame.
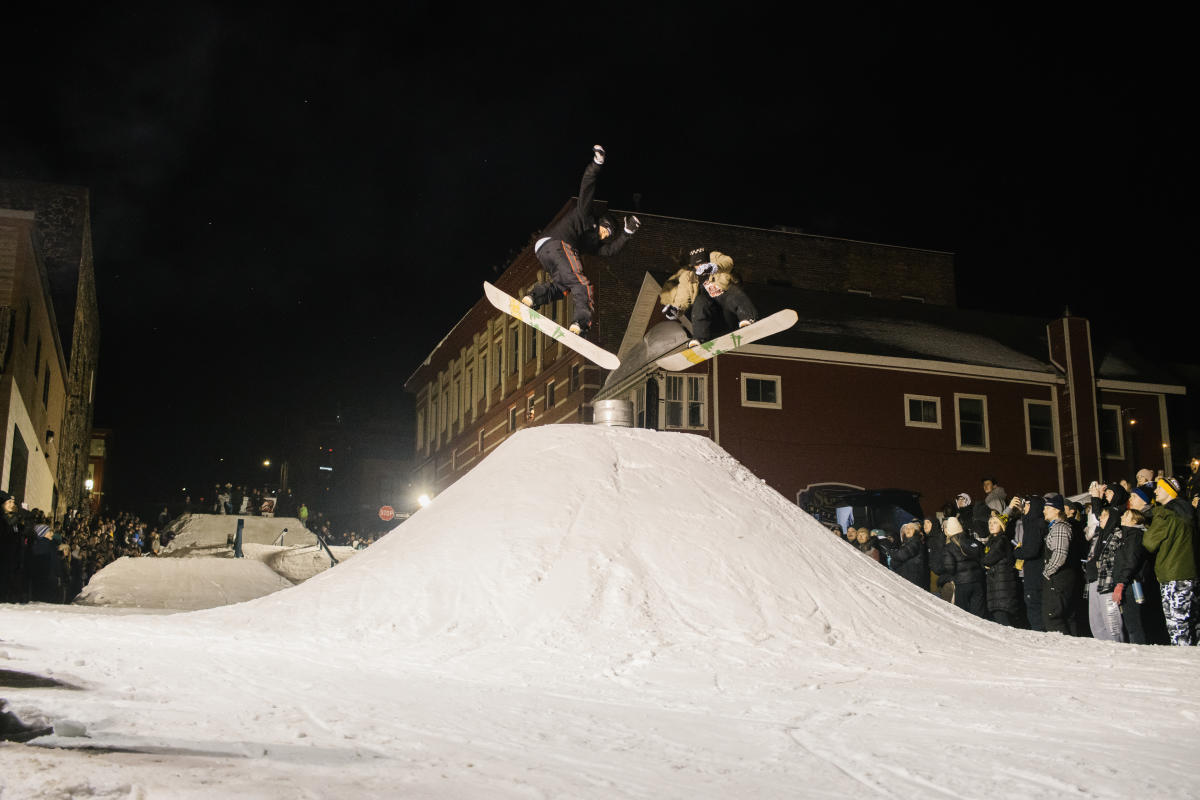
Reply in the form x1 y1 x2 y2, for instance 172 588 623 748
530 239 594 329
691 283 758 343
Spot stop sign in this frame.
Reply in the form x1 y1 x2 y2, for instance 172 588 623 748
379 505 395 521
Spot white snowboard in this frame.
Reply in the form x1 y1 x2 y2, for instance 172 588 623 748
483 282 620 370
655 309 798 371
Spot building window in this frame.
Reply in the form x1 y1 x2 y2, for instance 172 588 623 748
633 384 645 427
508 406 518 432
954 393 989 451
904 394 941 429
740 373 781 409
42 366 50 407
1025 399 1056 455
493 340 503 386
33 336 41 377
546 380 556 410
510 327 520 373
477 429 485 453
569 364 581 393
1098 404 1124 459
416 408 426 453
526 394 536 421
665 375 706 430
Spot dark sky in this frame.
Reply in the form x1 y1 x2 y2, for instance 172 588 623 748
1 5 1193 511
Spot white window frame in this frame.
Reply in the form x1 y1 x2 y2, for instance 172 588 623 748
740 372 782 409
904 393 942 429
1024 398 1057 456
664 374 708 431
1098 404 1124 459
954 393 990 452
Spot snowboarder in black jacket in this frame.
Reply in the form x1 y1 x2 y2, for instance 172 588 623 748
522 145 639 335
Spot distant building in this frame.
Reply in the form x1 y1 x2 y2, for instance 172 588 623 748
0 181 100 518
406 198 1188 517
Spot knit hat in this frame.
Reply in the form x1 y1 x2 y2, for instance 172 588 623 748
1157 477 1181 499
597 216 615 234
0 490 10 505
1043 492 1065 511
943 516 964 536
687 246 708 266
956 492 972 507
1131 486 1153 506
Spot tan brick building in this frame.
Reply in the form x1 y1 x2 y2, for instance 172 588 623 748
0 181 100 517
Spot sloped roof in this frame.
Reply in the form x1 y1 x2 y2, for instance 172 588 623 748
700 282 1058 374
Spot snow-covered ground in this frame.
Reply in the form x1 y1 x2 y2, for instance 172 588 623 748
1 425 1197 798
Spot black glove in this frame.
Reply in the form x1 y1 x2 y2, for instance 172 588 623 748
623 215 640 235
593 144 605 165
662 304 679 320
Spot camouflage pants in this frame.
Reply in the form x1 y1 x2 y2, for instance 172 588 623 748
1159 579 1196 646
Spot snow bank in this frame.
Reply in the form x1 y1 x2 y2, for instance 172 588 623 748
74 555 296 610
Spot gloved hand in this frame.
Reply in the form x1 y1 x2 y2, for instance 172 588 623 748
624 215 640 235
1112 583 1124 606
593 144 605 165
694 262 717 277
662 304 679 321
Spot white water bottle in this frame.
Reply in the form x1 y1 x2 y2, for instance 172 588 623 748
1131 580 1145 604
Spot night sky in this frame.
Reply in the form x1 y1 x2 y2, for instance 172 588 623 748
1 5 1193 512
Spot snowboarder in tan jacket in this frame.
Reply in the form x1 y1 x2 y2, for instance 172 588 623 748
659 246 757 347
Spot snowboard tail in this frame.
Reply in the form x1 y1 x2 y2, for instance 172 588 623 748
483 282 620 370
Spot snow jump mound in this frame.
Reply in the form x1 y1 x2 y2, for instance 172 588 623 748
230 425 989 663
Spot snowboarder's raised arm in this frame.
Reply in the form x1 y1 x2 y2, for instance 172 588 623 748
573 145 606 226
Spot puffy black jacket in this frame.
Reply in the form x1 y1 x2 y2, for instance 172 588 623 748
891 533 929 589
1112 525 1151 587
941 533 984 585
982 533 1021 612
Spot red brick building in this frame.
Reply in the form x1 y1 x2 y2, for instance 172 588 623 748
405 199 1185 516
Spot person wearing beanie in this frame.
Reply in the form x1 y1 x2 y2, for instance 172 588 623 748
851 525 881 562
659 245 758 348
982 512 1020 626
1042 493 1080 634
938 515 986 617
521 144 640 337
1142 476 1197 645
1011 495 1047 631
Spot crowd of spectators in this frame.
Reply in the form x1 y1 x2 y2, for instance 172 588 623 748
0 493 169 605
831 460 1200 646
0 481 380 606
